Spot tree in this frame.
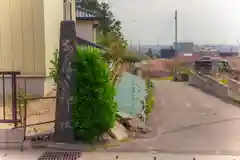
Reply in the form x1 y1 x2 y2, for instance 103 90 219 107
77 0 126 44
146 48 154 58
99 32 126 60
121 50 145 62
77 0 131 61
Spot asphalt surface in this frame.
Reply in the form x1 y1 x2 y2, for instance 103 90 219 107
107 80 240 155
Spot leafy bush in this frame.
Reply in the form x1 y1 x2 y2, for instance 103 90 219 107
49 49 60 84
121 51 145 62
71 46 117 142
220 79 228 85
151 76 174 81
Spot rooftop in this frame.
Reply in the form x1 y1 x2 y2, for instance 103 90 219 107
76 6 100 20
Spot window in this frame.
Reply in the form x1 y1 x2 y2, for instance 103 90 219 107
63 0 72 20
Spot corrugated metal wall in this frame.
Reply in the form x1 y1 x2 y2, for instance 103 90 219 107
0 0 45 75
0 0 76 76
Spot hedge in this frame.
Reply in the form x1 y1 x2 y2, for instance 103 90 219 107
71 46 117 142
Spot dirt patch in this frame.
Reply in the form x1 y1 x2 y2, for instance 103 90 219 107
0 92 56 136
25 98 56 136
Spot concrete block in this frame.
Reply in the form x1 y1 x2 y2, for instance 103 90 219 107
109 122 128 141
0 128 24 143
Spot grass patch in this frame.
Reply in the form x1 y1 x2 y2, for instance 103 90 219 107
90 142 121 152
219 79 228 85
145 79 155 121
151 76 173 81
119 137 133 142
88 138 133 152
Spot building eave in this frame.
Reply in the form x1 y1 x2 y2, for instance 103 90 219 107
76 36 107 52
76 6 102 20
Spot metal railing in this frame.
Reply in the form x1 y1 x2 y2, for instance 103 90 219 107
16 96 56 151
0 71 21 126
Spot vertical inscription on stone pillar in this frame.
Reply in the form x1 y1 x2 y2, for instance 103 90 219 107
54 21 76 143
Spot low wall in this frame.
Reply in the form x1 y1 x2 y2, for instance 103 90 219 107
204 76 228 99
228 79 240 101
188 72 228 99
188 72 206 88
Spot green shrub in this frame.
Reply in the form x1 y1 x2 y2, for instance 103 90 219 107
49 49 60 84
151 76 174 81
71 46 117 142
220 79 228 85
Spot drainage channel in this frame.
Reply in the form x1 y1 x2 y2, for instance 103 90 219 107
38 151 82 160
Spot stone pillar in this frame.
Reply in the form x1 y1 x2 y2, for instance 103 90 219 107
54 21 76 143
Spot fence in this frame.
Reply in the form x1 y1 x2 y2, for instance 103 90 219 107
0 71 20 125
0 75 54 125
0 72 57 150
16 96 56 147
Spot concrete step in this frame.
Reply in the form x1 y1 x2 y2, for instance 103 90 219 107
0 128 24 143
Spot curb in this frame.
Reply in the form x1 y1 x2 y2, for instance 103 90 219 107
0 140 32 150
31 142 95 151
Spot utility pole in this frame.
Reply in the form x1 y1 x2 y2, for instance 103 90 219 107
130 40 133 49
138 40 141 53
175 10 178 56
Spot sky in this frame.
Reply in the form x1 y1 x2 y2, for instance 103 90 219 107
102 0 240 45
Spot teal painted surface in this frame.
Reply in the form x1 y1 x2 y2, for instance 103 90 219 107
116 72 147 116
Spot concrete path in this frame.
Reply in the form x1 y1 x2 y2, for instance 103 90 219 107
3 80 240 159
79 152 239 160
0 150 239 160
107 80 240 155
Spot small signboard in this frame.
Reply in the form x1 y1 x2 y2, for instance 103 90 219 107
54 21 77 143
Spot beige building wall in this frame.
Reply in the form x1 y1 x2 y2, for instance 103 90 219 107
0 0 45 75
76 20 95 42
43 0 76 95
43 0 64 95
43 0 64 77
0 0 76 75
0 0 76 96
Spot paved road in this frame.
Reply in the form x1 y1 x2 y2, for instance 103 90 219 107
107 80 240 155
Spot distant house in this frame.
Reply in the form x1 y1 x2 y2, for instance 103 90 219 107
75 5 100 43
218 47 239 57
174 42 195 55
160 47 175 59
199 48 218 57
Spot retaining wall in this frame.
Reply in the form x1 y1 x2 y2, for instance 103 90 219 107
188 72 228 99
228 79 240 101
